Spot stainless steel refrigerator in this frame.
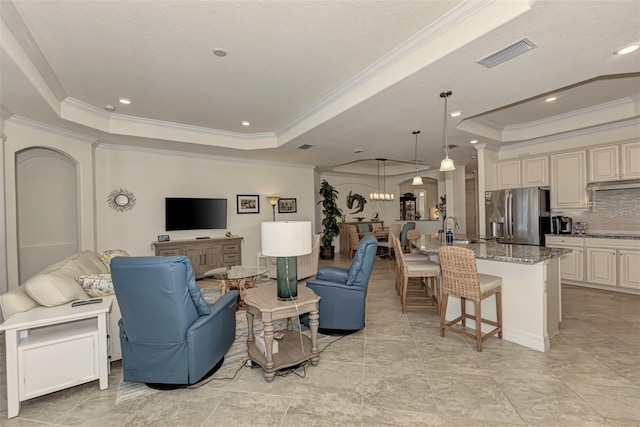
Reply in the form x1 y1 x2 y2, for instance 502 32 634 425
485 187 551 246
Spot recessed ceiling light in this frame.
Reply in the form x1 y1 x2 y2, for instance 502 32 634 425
241 121 250 126
213 48 228 57
470 139 478 144
545 96 557 102
615 44 639 55
450 111 462 117
104 104 116 112
118 98 131 105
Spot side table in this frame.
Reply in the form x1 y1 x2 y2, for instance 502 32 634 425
244 284 320 382
0 299 111 419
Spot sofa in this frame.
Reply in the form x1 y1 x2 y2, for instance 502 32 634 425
0 250 124 361
267 234 320 281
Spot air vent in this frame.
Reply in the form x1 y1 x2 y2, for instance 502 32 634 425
477 37 537 68
298 144 314 150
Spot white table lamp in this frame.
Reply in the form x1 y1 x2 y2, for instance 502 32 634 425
261 221 312 300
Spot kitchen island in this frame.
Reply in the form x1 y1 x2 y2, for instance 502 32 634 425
416 235 571 352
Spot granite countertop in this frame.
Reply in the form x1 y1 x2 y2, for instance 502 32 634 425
416 235 571 265
546 234 640 240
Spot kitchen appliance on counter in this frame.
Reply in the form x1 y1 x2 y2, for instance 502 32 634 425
551 216 573 234
573 221 588 235
485 187 551 246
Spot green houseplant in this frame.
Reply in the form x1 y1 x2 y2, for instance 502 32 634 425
318 179 343 260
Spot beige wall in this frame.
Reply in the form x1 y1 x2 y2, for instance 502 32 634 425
17 148 79 281
95 145 316 265
4 117 96 289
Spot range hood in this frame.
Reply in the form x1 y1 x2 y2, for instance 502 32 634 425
586 179 640 191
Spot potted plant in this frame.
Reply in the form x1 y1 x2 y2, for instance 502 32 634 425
318 179 343 260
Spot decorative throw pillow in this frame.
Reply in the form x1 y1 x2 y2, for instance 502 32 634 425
75 273 115 297
99 249 130 272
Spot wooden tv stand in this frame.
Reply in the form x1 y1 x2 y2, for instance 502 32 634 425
152 237 242 278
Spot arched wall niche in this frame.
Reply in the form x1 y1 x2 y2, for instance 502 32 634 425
398 176 439 220
16 147 79 281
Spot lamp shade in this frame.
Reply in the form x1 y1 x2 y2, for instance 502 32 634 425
261 221 312 256
439 156 456 171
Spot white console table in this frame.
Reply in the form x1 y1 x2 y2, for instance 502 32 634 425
0 299 111 419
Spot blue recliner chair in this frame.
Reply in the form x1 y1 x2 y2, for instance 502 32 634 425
302 235 378 332
400 222 416 252
111 256 237 388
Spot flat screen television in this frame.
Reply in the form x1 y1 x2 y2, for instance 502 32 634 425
165 198 227 231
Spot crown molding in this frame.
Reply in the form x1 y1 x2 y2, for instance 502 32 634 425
8 115 97 143
96 142 315 170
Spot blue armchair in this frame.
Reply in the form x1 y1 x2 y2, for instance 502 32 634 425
302 235 378 331
111 256 237 387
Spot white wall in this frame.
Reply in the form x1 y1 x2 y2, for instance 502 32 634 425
95 145 316 264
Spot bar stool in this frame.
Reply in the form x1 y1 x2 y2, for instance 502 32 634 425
392 235 440 313
438 246 502 351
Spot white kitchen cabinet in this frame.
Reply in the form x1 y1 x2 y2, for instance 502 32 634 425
621 141 640 179
586 247 616 286
588 141 640 182
585 238 640 292
497 160 520 189
620 250 640 289
546 236 584 282
497 156 548 189
522 156 549 187
550 150 588 210
588 145 618 182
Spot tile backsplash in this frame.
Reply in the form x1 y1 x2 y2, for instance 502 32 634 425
558 189 640 235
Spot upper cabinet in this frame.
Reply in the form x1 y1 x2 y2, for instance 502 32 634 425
550 150 588 210
588 141 640 182
621 141 640 179
497 156 548 189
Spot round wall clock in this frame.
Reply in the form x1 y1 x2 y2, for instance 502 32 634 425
108 188 136 212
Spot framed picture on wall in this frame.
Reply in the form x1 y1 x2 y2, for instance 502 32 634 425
236 194 260 214
278 198 297 213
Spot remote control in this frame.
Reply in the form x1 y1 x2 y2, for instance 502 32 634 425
72 298 103 307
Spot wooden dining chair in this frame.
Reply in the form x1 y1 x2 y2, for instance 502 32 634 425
438 246 502 351
347 225 360 258
377 223 400 257
392 235 440 313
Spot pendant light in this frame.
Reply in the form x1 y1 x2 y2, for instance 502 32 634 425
411 130 423 185
370 158 394 201
439 90 456 172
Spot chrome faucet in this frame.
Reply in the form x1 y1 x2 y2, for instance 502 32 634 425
444 216 459 235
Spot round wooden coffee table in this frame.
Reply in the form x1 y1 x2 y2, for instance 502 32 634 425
204 265 268 310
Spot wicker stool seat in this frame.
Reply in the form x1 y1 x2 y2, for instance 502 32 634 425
438 246 502 351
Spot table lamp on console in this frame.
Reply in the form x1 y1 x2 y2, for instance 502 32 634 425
261 221 312 300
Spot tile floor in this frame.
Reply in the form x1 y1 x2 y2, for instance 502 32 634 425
1 253 639 426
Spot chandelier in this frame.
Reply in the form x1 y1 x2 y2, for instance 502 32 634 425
411 130 423 185
439 90 456 172
370 158 394 201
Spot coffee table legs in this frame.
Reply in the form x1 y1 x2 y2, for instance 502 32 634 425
218 276 258 310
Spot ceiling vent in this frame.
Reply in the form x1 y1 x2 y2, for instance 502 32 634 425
297 144 314 150
477 37 537 68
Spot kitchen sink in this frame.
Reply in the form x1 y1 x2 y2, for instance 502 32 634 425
453 238 479 244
